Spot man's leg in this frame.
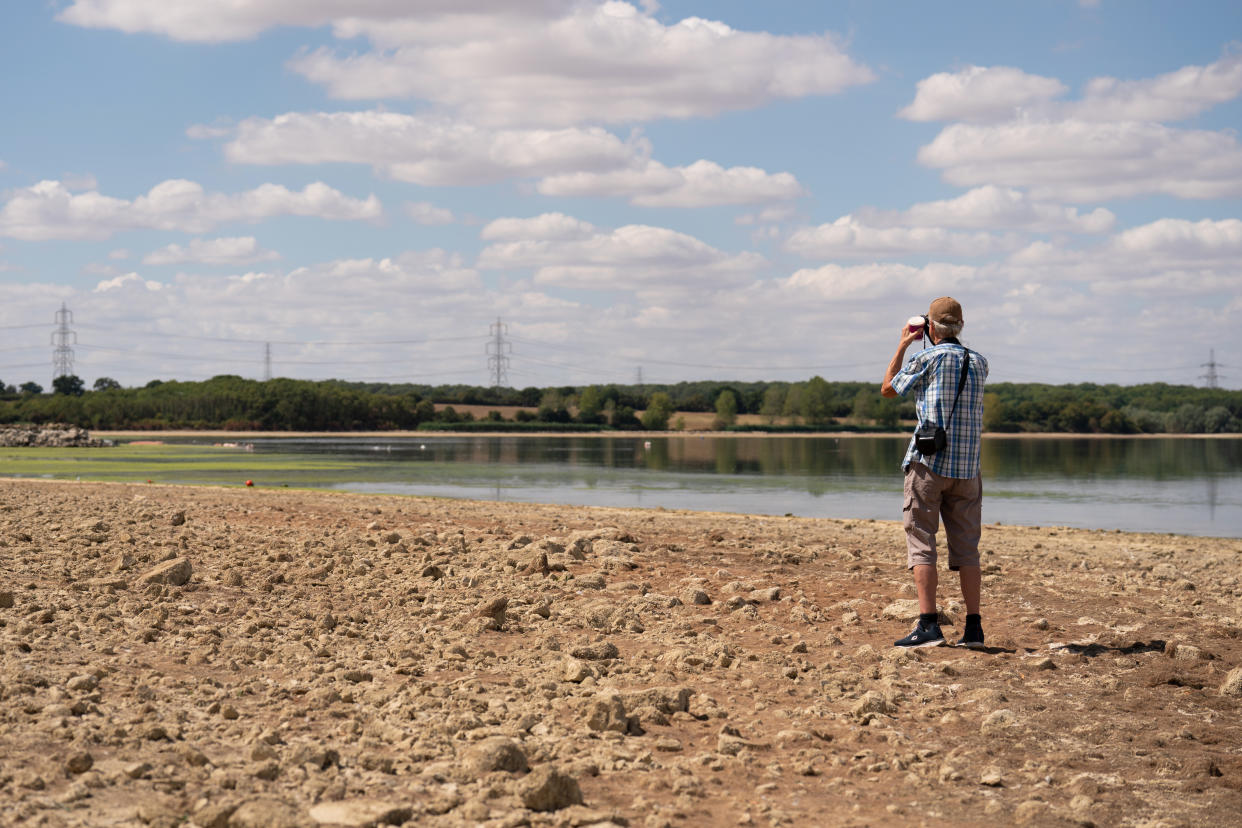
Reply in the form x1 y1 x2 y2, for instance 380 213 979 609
897 464 946 647
958 566 980 614
942 475 984 647
914 564 938 614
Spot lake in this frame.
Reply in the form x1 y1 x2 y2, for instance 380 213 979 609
69 435 1242 538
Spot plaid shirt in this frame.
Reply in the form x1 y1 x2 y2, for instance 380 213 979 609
890 341 988 479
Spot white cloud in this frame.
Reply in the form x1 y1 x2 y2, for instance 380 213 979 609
778 261 979 301
1074 53 1242 122
289 3 874 126
899 66 1066 122
94 272 164 292
405 202 455 226
108 248 130 260
143 236 281 266
901 55 1242 124
0 179 382 241
57 0 571 42
186 122 233 140
477 217 765 288
910 55 1242 201
858 186 1115 233
1108 218 1242 263
481 213 597 242
226 111 646 186
786 216 1013 259
537 159 804 207
919 120 1242 202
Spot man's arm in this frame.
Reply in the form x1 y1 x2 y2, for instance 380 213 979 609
881 325 924 398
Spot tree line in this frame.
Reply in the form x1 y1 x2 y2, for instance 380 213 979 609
0 374 1238 433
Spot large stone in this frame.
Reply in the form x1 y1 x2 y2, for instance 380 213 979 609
463 737 529 776
139 556 192 587
228 798 308 828
570 642 618 661
517 766 583 812
586 693 638 734
308 799 412 827
620 687 691 715
1220 666 1242 697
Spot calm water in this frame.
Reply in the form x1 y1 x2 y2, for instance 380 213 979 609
140 435 1241 538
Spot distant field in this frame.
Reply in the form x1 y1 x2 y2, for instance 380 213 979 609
435 404 797 430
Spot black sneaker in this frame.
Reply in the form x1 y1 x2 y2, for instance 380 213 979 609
894 622 945 648
955 622 985 649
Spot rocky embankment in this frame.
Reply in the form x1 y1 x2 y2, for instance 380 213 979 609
0 479 1240 828
0 423 107 447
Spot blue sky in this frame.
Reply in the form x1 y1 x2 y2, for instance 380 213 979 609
1 1 1240 389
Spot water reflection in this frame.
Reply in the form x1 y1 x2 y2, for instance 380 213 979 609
152 435 1240 537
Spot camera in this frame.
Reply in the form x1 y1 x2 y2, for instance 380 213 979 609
907 315 928 341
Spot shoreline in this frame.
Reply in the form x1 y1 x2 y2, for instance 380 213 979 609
1 478 1239 826
93 428 1242 440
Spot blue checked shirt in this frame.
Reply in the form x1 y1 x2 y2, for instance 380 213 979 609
890 341 988 479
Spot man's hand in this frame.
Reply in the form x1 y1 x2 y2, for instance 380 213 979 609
897 323 923 351
881 323 920 398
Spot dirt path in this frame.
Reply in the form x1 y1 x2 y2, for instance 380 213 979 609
1 479 1239 827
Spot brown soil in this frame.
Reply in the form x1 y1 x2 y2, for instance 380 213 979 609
1 479 1240 827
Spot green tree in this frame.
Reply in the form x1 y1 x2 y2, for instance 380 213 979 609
20 381 43 395
760 385 785 424
53 375 86 396
537 390 570 423
93 377 122 391
982 392 1007 432
875 397 901 430
801 376 833 426
851 389 877 422
577 385 604 423
641 391 674 430
713 389 738 429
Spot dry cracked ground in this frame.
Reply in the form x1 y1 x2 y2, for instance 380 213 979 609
1 479 1241 828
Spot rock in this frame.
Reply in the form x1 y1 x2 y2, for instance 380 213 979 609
522 551 551 576
749 587 781 602
1220 666 1242 697
683 589 711 605
655 737 683 752
421 564 444 579
124 761 152 779
229 798 307 828
562 658 595 683
620 687 691 714
342 670 372 683
251 760 281 781
139 556 192 587
66 674 98 692
194 800 239 828
980 709 1019 736
1172 643 1203 662
475 596 508 627
570 642 619 661
575 573 606 590
880 600 951 626
586 693 637 734
517 766 583 812
463 737 529 775
308 799 412 827
1013 800 1048 825
0 591 12 608
850 691 892 718
65 751 93 774
980 767 1003 787
170 511 186 526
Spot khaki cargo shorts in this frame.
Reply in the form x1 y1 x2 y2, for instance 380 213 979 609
903 461 982 571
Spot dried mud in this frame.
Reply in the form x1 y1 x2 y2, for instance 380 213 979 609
1 479 1240 828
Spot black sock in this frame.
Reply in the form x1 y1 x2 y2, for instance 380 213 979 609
919 612 939 627
966 613 981 627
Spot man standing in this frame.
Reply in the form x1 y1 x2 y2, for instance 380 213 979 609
881 297 989 648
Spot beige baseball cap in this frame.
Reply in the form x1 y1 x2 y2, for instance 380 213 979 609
928 296 963 326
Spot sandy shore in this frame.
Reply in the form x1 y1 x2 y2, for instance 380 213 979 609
1 479 1239 827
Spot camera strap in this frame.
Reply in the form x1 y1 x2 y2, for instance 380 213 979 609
945 347 971 428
